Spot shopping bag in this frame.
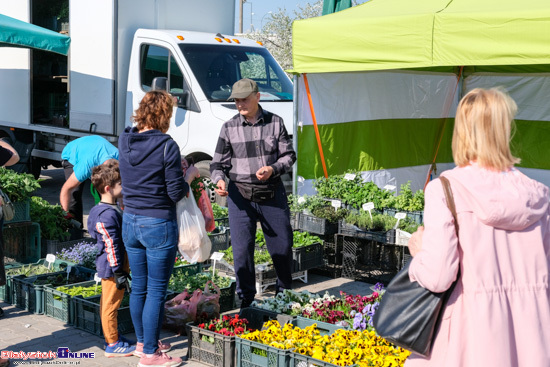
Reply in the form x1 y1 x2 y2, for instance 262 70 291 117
198 189 216 232
176 194 212 263
0 189 15 221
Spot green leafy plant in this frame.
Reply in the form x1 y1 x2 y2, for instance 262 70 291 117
6 264 56 277
30 196 72 241
311 206 348 223
287 194 327 213
0 167 41 201
211 203 228 218
292 231 322 248
382 182 425 212
220 246 273 265
168 271 233 293
56 284 102 299
345 211 420 232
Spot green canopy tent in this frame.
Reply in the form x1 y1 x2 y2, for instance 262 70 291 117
0 13 70 55
322 0 352 15
291 0 550 195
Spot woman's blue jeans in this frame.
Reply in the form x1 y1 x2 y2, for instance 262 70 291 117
122 213 177 354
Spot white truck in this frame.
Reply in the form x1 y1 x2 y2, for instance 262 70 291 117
0 0 294 200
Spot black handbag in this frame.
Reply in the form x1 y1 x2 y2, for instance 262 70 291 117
372 176 459 357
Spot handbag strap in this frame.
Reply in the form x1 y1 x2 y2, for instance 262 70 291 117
439 176 459 237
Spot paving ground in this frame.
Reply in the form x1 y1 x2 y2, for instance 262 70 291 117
0 167 375 367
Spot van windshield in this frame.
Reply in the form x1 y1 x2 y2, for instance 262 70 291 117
180 44 293 102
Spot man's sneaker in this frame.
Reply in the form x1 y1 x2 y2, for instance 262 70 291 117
138 350 181 367
134 340 172 357
104 340 136 357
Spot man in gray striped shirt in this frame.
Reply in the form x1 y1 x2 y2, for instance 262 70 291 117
210 78 296 308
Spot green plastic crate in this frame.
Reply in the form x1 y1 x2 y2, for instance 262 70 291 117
172 262 202 277
188 322 236 367
43 280 100 324
4 199 31 224
292 316 348 336
289 352 340 367
11 262 92 314
0 261 24 303
3 222 41 263
236 337 290 367
73 294 133 337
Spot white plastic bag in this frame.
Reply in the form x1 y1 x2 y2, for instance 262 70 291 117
177 194 212 263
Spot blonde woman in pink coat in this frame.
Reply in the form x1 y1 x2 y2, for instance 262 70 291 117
406 88 550 367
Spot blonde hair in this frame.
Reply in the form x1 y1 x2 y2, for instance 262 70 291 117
132 90 174 133
452 88 520 171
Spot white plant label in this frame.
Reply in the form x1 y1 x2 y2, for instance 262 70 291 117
210 252 224 261
46 254 55 269
362 202 375 211
344 173 356 181
297 176 305 183
94 273 102 283
363 202 375 220
394 212 407 229
66 265 73 280
331 200 341 210
297 196 306 204
384 184 396 191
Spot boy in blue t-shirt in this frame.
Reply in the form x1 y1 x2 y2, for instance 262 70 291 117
87 159 135 357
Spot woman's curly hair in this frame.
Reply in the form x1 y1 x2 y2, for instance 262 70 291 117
132 90 174 133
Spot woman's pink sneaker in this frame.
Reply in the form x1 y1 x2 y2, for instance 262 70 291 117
138 350 181 367
134 340 172 357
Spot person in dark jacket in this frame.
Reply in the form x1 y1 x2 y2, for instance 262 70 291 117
87 160 135 357
118 90 198 367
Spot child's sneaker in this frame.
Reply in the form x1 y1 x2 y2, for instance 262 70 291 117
104 340 136 357
134 340 172 357
138 350 181 367
104 336 136 350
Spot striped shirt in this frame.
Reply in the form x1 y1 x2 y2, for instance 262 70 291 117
210 106 295 185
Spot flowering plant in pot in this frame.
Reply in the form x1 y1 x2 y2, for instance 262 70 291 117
55 241 98 269
198 314 252 338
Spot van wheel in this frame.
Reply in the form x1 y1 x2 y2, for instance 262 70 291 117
195 160 227 207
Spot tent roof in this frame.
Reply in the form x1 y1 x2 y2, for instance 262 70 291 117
292 0 550 73
0 14 70 55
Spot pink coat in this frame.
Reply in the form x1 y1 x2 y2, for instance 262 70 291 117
406 164 550 367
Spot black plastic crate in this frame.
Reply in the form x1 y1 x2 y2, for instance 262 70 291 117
239 306 295 330
292 242 324 272
338 235 410 285
297 214 338 236
73 294 133 337
187 322 236 367
383 208 424 225
209 228 231 254
219 280 237 313
338 221 387 242
309 238 342 279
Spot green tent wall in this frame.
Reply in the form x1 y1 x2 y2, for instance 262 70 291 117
291 0 550 195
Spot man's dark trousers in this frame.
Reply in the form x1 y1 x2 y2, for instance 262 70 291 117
227 181 293 303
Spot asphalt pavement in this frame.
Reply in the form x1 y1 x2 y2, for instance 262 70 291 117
0 167 375 367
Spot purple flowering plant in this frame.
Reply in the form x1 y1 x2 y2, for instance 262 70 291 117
351 282 385 331
56 241 98 269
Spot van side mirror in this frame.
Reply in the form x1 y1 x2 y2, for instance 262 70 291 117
151 77 168 91
172 90 190 109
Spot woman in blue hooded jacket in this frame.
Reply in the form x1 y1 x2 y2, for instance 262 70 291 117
118 90 198 367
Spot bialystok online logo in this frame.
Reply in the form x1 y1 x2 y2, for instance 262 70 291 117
1 347 95 361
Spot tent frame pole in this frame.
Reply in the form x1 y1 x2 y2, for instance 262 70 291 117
292 74 299 195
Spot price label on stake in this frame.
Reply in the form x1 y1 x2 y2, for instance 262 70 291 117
362 202 375 220
331 200 341 210
394 212 407 229
210 252 225 275
344 173 356 181
46 254 56 269
384 184 396 191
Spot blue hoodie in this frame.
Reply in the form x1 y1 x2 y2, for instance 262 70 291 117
87 203 125 278
118 127 189 220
